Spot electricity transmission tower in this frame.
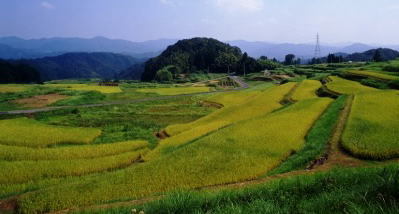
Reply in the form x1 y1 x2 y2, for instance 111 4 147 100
314 33 321 59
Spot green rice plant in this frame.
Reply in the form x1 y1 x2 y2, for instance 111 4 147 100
0 149 148 184
347 70 399 81
0 140 147 161
165 83 296 137
291 80 322 101
16 98 332 213
341 91 399 159
0 118 101 148
46 84 122 93
135 86 211 95
325 76 378 95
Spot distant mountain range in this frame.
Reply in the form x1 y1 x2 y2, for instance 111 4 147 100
0 36 178 60
1 36 398 61
13 52 145 81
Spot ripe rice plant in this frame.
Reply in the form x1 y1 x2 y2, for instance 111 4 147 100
165 83 296 136
291 80 322 101
0 149 148 184
0 84 31 93
16 98 332 213
0 118 101 148
347 70 399 81
326 76 378 95
341 91 399 159
136 86 211 95
46 84 122 93
0 140 147 161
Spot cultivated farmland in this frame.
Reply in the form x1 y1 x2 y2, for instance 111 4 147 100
0 118 101 147
342 91 399 159
1 59 399 214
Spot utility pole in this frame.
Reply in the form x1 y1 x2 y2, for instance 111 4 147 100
314 33 321 60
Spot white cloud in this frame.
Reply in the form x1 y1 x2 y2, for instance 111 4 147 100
214 0 264 12
41 1 55 9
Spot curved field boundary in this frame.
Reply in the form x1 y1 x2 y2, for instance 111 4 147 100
0 76 249 115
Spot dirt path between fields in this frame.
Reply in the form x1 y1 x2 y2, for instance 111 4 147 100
0 76 248 115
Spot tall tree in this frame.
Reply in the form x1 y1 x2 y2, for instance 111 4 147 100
216 53 238 74
240 52 249 76
284 54 296 65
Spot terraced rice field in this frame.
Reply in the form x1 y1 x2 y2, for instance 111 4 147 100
291 80 322 101
46 84 122 93
0 149 147 184
0 140 147 161
136 86 211 95
14 97 332 213
341 91 399 159
347 70 399 81
0 118 101 147
0 84 31 93
325 76 378 95
165 83 296 137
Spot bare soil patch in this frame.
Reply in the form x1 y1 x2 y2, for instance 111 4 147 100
12 94 68 108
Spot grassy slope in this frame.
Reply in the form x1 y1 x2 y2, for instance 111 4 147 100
118 165 399 214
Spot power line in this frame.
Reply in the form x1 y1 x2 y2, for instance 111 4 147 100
314 33 321 59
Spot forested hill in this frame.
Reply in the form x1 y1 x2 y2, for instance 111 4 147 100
0 60 41 83
141 38 244 81
345 48 399 62
15 52 144 81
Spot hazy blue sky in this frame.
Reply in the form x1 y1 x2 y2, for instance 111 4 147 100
1 0 399 44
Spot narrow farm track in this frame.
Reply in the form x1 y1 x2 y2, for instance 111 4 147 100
0 76 249 115
313 95 365 170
